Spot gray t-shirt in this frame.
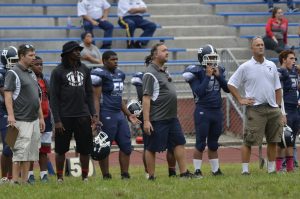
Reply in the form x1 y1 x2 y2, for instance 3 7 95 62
142 63 177 121
4 64 40 122
80 43 102 65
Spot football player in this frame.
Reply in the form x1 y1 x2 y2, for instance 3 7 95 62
0 46 18 184
182 44 229 177
276 50 299 172
91 50 140 179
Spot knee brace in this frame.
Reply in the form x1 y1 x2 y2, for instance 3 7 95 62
207 141 219 151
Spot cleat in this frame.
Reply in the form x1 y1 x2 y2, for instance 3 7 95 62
27 175 35 184
41 174 49 183
194 169 203 178
103 173 112 180
148 175 156 181
121 172 130 180
212 169 224 176
241 171 250 175
179 170 194 178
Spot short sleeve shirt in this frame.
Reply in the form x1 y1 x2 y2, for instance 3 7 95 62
4 64 40 121
80 43 102 65
228 57 281 107
78 0 111 19
117 0 147 17
142 63 177 121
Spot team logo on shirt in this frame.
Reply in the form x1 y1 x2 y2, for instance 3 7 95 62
66 71 84 86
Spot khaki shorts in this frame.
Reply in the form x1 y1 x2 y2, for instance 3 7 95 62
12 119 41 162
244 105 283 146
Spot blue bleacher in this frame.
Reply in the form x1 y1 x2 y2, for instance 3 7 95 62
0 25 162 30
36 48 186 54
0 36 173 42
228 23 300 28
0 3 117 7
0 13 150 18
204 1 300 5
240 35 300 39
217 12 300 16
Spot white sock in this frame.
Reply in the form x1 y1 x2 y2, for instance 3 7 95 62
40 171 48 179
193 159 202 171
209 159 219 172
267 161 276 173
242 163 249 173
28 171 34 179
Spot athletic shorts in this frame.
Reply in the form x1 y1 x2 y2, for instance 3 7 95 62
54 116 92 155
100 111 132 154
12 119 41 162
144 117 186 152
244 105 282 146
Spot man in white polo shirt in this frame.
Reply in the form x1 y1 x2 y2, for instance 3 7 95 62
228 37 283 175
117 0 157 49
78 0 114 49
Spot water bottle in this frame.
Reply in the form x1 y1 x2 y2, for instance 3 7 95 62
67 16 72 28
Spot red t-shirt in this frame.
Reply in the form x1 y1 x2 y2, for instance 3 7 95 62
38 78 49 118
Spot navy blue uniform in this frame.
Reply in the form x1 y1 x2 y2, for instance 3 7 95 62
0 67 12 157
183 65 229 151
131 72 144 102
91 67 132 155
278 66 300 146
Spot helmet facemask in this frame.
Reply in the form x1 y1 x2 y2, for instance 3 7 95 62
6 56 19 68
202 53 220 68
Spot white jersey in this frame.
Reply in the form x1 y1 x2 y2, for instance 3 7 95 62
117 0 147 17
77 0 111 19
228 57 281 107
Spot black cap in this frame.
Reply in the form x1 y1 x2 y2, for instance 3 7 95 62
61 41 83 57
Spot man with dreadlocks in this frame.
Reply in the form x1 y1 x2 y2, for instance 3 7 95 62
50 41 97 183
142 43 193 180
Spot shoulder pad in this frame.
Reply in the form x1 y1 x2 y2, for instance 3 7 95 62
90 67 105 77
131 72 144 86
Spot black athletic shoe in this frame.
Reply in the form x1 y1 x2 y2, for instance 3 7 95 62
103 173 112 180
168 169 177 177
194 169 203 178
148 175 156 181
121 172 130 180
179 170 194 179
212 169 223 176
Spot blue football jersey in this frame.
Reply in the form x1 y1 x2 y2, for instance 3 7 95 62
91 67 126 112
277 66 298 106
0 67 7 116
182 64 229 108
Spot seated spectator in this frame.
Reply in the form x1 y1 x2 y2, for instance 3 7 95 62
117 0 157 49
264 0 299 13
77 0 114 49
263 7 288 54
80 32 102 65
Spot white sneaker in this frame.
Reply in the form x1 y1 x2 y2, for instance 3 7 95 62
0 177 10 185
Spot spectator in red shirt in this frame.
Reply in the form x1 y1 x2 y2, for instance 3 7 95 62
263 7 288 54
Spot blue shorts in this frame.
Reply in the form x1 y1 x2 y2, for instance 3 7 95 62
44 114 53 133
100 111 132 155
0 115 12 157
194 106 223 151
286 108 300 145
145 117 186 153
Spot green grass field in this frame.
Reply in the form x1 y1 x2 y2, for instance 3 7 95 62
0 163 299 199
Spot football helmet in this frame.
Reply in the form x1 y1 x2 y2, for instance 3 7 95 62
91 125 111 161
197 44 220 67
281 125 294 148
1 46 18 68
127 99 142 117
